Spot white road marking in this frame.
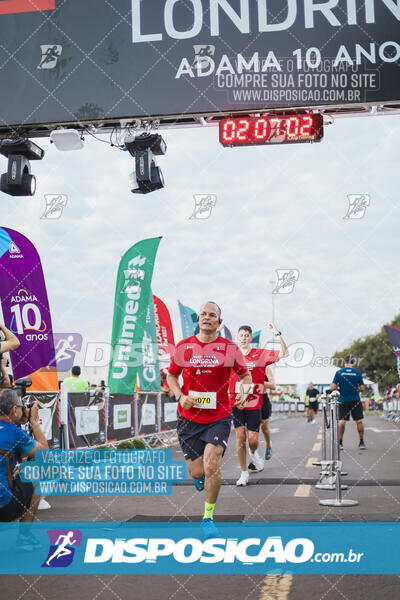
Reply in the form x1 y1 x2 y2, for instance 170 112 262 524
365 427 400 433
258 574 293 600
306 457 318 468
312 442 321 452
294 484 311 497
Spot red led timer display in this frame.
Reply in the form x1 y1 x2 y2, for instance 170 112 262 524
219 114 324 147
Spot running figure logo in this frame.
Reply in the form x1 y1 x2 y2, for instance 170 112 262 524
192 44 215 68
37 45 62 70
41 195 68 219
344 194 370 219
190 195 217 220
272 270 299 294
42 529 82 568
49 333 83 372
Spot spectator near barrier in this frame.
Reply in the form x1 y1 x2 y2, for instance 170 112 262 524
0 389 48 548
63 366 89 392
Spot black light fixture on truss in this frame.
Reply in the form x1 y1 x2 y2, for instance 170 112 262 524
125 133 166 194
0 138 45 197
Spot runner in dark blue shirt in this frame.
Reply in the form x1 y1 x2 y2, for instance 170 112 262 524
331 355 366 449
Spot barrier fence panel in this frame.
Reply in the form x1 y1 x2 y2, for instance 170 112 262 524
270 401 306 414
159 393 178 431
384 399 400 422
67 391 107 448
107 393 136 442
136 392 159 437
25 391 60 449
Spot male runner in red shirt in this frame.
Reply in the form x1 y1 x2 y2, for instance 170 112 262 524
229 323 288 486
167 301 251 539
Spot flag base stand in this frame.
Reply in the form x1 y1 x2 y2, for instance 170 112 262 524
319 498 359 507
315 483 348 490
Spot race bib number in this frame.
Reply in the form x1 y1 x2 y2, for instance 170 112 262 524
235 382 255 394
189 390 217 410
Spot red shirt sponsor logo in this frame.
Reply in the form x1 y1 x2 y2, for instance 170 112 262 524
168 335 248 423
0 1 55 15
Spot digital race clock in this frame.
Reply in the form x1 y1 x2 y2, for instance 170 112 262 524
219 114 324 147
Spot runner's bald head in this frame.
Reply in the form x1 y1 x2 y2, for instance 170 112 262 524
198 302 222 323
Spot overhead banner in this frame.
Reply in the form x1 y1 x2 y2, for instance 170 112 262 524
1 1 400 133
177 300 198 339
0 227 58 390
153 294 175 373
108 237 161 395
138 294 161 392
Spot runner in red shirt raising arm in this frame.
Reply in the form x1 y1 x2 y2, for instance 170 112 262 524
167 301 251 539
229 323 288 486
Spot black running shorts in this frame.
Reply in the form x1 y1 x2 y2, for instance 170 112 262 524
338 400 364 422
261 394 272 420
177 416 232 461
232 407 262 432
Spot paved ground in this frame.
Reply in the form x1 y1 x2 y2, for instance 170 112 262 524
3 412 400 599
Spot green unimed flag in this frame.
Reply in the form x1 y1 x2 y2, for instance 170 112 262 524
108 237 162 394
137 292 161 392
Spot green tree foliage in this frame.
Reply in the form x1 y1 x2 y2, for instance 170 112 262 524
332 314 400 391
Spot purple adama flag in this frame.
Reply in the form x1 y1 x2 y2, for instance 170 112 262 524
384 325 400 356
0 227 58 390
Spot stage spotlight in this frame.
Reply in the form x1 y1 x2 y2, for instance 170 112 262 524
0 139 44 197
125 133 166 194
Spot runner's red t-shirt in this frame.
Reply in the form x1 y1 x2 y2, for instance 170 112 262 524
168 335 248 423
229 348 279 410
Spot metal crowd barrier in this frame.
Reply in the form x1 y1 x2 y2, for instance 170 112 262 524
383 399 400 423
313 392 358 507
271 401 305 414
59 386 178 449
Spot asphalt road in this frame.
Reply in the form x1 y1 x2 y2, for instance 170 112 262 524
2 412 400 599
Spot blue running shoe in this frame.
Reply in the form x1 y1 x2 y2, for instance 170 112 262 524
265 447 272 460
16 532 42 551
201 518 220 540
194 476 205 491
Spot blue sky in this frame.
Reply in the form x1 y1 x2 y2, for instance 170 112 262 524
1 113 399 372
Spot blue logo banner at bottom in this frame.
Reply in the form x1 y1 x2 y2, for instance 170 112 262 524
0 522 399 574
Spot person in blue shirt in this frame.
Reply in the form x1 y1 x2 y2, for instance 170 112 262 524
331 355 366 449
0 389 48 549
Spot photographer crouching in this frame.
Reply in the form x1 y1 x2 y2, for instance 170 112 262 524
0 323 20 389
0 389 48 549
